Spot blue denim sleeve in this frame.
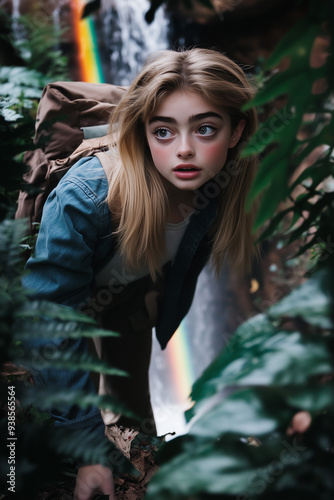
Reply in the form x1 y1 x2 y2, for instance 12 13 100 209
24 176 100 307
23 170 108 446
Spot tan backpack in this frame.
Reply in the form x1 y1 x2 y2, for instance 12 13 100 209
15 80 126 231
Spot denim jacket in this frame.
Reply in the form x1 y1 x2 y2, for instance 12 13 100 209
23 156 217 442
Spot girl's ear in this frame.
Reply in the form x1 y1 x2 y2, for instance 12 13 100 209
229 119 246 148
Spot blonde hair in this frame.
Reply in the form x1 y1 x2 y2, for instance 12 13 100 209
105 48 258 279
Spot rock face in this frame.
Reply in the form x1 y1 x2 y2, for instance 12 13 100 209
167 0 310 66
168 0 292 23
167 0 284 24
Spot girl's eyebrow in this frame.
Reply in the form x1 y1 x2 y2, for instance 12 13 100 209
148 111 223 125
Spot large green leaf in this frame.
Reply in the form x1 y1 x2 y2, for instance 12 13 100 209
205 331 331 386
251 172 289 230
246 153 289 209
284 381 334 412
187 324 332 422
268 268 333 328
242 106 299 157
264 17 321 71
189 387 293 439
244 64 325 112
244 72 302 110
187 314 273 409
147 437 307 499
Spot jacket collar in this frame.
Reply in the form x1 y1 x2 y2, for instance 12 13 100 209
156 195 218 349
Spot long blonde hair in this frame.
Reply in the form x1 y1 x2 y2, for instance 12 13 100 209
105 48 258 279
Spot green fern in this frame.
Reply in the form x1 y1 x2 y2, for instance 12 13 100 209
0 217 138 498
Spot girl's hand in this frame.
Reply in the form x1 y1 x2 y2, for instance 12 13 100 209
74 464 115 500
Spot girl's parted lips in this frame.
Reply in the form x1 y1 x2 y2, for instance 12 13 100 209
173 164 201 171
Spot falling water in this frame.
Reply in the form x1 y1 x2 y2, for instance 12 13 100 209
11 0 22 40
11 0 20 18
52 0 68 51
99 0 169 85
150 266 231 437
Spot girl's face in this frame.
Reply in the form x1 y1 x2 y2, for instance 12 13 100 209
145 90 245 200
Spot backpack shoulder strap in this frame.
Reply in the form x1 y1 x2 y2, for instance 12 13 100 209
94 150 113 179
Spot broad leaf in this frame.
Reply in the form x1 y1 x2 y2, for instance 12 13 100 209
264 17 321 71
268 268 333 328
246 154 288 208
189 387 293 438
147 437 306 499
187 326 332 422
284 381 334 412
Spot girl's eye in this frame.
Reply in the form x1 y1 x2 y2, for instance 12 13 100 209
153 127 173 140
197 125 217 136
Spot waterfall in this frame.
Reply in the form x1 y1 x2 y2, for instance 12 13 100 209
52 1 67 51
11 0 22 40
12 0 20 18
99 0 169 85
150 266 230 437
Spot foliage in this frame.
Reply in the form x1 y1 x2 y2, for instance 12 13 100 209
0 219 137 498
0 22 51 218
0 13 61 219
242 4 334 238
6 13 70 81
0 14 137 500
0 12 64 211
0 110 34 220
146 1 334 499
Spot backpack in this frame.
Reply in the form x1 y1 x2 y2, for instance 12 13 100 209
15 80 126 231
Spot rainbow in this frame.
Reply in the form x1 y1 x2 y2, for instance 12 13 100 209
166 323 196 405
72 0 104 83
71 0 196 412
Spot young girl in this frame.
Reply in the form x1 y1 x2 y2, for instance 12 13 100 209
23 48 258 499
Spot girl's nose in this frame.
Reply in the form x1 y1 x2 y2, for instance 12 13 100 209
176 135 195 159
